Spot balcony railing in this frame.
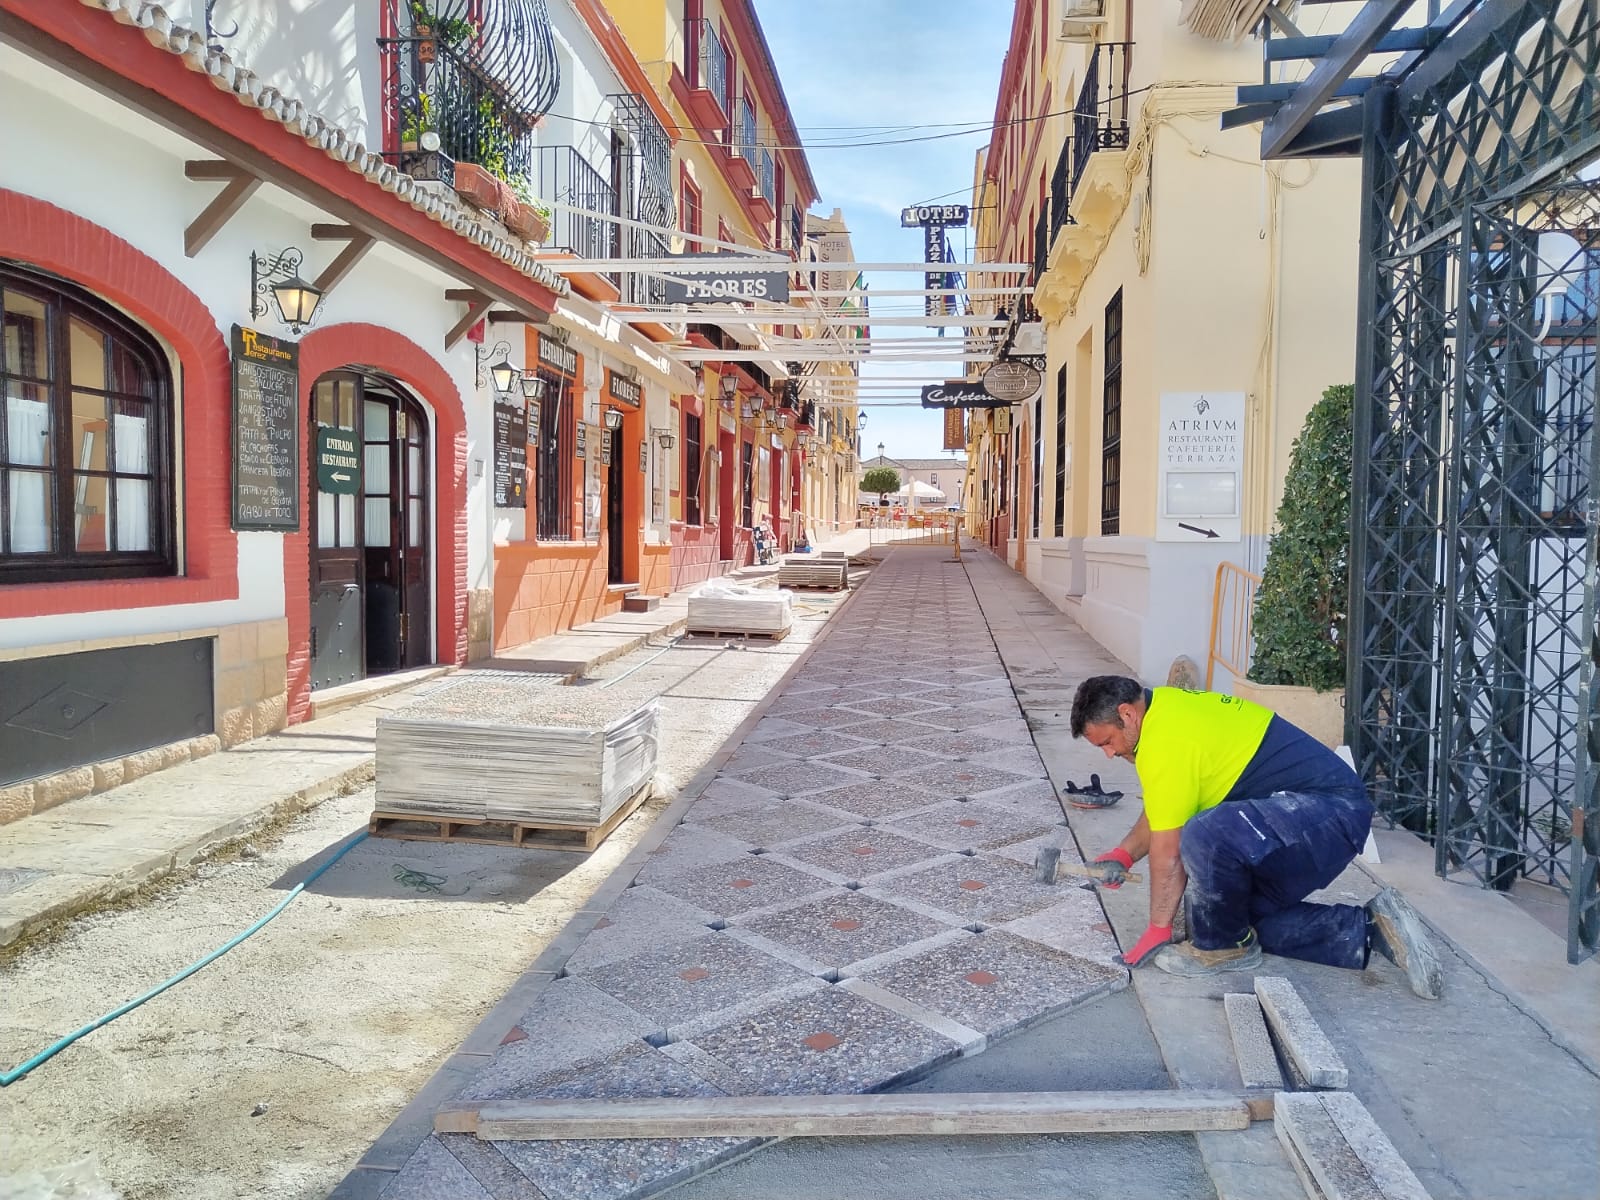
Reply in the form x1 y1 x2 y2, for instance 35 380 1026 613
1071 42 1133 199
1033 207 1050 284
686 17 728 112
758 147 776 207
529 145 615 265
735 98 758 160
379 0 559 180
1050 134 1074 236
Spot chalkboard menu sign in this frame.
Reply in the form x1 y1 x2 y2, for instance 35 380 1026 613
230 325 300 531
493 396 528 508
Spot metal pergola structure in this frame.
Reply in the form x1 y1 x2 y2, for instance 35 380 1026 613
1230 0 1600 962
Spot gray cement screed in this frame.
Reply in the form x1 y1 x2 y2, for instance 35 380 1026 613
363 550 1191 1200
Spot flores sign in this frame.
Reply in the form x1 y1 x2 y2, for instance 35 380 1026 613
660 255 789 305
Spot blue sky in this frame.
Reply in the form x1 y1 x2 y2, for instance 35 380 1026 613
755 0 1011 460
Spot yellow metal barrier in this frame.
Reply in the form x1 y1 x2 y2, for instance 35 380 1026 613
1206 562 1261 691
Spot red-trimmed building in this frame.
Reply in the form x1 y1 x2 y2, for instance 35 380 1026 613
0 0 569 816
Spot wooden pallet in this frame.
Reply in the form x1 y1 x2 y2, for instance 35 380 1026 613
685 627 790 642
368 784 650 852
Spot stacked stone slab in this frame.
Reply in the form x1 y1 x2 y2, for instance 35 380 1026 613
375 674 658 825
686 582 794 635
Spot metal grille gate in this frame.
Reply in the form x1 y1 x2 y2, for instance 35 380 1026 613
1346 2 1600 962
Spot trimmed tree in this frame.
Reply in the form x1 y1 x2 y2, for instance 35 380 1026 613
860 466 901 507
1248 384 1354 692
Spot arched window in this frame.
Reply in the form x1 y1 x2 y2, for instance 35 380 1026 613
1 263 174 581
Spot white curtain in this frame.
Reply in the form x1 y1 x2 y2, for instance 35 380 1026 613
113 411 150 551
6 396 50 552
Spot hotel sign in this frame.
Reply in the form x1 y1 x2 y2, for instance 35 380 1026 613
901 205 969 227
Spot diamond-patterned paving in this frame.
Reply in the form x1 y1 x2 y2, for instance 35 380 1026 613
374 548 1129 1200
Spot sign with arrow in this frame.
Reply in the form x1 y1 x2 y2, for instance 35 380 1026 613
315 427 362 496
1157 392 1244 543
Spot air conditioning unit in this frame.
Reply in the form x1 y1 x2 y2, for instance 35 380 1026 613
1061 0 1107 42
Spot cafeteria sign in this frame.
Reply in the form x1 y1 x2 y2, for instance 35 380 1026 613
920 380 1012 409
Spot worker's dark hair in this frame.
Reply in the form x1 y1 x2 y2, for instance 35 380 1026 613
1071 675 1144 737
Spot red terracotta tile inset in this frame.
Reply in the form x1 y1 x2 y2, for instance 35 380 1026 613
955 818 980 828
679 967 711 982
830 919 864 931
802 1032 843 1052
1092 923 1113 934
963 970 1000 986
500 1026 529 1045
958 879 987 891
730 879 756 889
956 773 976 782
851 846 877 856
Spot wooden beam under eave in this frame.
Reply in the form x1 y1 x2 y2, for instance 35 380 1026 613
487 310 541 323
183 164 257 259
311 232 374 295
184 158 246 181
444 295 493 351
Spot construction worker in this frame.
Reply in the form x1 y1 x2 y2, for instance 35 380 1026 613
1069 676 1442 999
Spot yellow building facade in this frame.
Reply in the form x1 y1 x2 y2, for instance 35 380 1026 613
968 2 1360 681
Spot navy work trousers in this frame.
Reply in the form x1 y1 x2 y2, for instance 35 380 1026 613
1179 788 1373 970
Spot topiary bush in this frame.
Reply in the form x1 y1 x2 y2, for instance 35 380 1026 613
1249 383 1354 692
860 466 901 503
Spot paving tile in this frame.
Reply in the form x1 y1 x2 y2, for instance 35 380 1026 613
968 746 1049 778
719 743 801 777
874 854 1069 924
803 779 947 819
821 745 945 778
571 932 815 1029
778 706 874 729
899 731 1014 759
692 775 783 811
486 1043 749 1200
732 759 867 797
860 929 1125 1037
382 1136 492 1199
909 706 1025 732
564 887 718 972
744 716 821 743
761 729 877 758
826 717 946 744
634 824 755 883
778 827 952 878
683 983 962 1096
886 801 1055 851
733 890 953 970
978 778 1066 816
641 854 834 918
689 803 857 849
897 761 1032 799
453 979 662 1102
841 696 949 717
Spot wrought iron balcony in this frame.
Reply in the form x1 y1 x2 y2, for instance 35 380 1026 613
379 0 560 182
1050 134 1075 236
684 17 729 123
752 146 776 220
530 145 615 264
1033 207 1050 284
607 93 676 307
1071 41 1132 200
727 98 759 189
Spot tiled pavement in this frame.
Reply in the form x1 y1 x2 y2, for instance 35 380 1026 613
364 547 1128 1200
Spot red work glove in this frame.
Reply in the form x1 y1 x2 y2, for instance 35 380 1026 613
1118 923 1173 968
1093 847 1135 889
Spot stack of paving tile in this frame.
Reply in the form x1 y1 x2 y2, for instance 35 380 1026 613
686 580 794 635
375 674 659 827
777 554 849 590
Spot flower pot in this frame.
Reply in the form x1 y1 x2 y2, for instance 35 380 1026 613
452 161 501 211
504 201 549 243
1232 677 1346 749
401 139 420 152
415 23 436 62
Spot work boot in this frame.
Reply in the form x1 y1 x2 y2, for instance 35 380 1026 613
1366 887 1443 1000
1151 928 1262 977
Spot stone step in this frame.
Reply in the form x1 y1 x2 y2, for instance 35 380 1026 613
622 593 661 612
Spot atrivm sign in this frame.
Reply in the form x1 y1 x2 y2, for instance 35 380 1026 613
1156 392 1245 543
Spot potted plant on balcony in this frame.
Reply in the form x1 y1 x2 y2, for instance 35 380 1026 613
1234 383 1354 748
504 176 551 243
399 91 434 152
410 2 476 61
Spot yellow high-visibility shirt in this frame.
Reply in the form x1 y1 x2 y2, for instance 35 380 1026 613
1135 688 1274 832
